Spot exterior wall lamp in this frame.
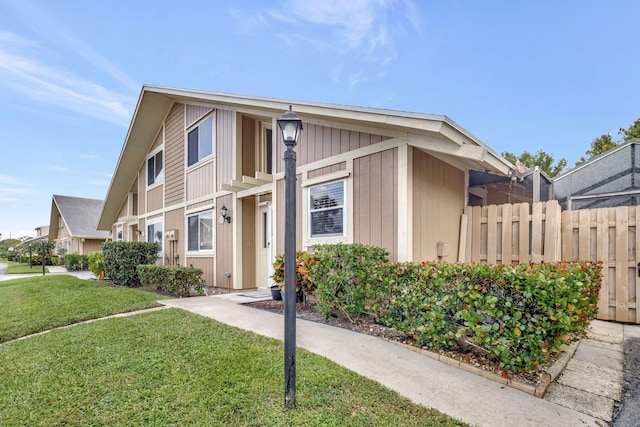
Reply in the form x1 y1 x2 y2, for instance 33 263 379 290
220 204 231 224
277 105 303 409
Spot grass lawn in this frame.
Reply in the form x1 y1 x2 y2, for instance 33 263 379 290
0 309 467 426
0 275 165 343
5 262 50 274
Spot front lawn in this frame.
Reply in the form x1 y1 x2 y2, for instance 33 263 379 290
0 275 165 343
0 309 466 426
5 262 50 274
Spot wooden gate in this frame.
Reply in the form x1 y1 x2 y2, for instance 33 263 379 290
459 200 639 324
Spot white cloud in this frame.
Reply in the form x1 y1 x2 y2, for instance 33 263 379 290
238 0 421 88
0 30 136 127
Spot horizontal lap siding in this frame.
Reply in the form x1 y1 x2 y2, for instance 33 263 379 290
217 110 233 189
165 104 185 206
413 149 464 262
353 149 398 261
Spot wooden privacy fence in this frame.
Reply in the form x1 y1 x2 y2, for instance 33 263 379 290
459 200 639 324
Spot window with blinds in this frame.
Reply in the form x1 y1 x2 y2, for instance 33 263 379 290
309 180 345 238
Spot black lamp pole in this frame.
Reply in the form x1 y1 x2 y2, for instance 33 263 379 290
277 105 303 409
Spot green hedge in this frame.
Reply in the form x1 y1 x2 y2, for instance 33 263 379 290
87 252 105 277
297 243 602 373
65 254 89 270
137 265 205 297
102 241 160 287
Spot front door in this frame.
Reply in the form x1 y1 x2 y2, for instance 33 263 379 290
257 202 273 288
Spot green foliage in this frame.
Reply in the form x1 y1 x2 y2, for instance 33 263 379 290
501 150 567 178
575 133 618 165
308 243 390 321
101 241 161 287
271 251 319 298
370 262 601 372
87 251 105 277
64 254 89 270
619 117 640 142
137 264 205 297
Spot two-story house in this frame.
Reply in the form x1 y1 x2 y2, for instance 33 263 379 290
97 85 516 290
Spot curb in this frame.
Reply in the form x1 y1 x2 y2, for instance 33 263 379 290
384 337 581 398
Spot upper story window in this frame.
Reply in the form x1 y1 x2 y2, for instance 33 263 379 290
309 180 346 238
187 210 213 252
116 227 123 241
147 150 163 186
187 116 213 167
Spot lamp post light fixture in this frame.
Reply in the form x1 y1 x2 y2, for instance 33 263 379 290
277 105 303 409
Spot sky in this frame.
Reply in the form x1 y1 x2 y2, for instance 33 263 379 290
1 0 639 239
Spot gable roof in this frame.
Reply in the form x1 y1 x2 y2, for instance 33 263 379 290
554 138 640 181
97 85 516 229
49 195 110 240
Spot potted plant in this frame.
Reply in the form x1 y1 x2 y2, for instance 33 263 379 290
271 251 318 303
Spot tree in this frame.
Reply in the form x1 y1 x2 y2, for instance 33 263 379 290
501 150 567 178
575 133 618 166
619 117 640 142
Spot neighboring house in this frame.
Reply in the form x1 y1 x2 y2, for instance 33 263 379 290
49 195 110 255
34 225 49 240
554 138 640 210
97 85 518 290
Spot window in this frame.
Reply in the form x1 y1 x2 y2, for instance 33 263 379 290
116 227 123 241
188 116 213 166
309 180 345 238
147 221 163 251
187 211 213 252
147 150 163 186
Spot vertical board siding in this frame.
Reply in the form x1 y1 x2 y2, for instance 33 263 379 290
216 194 233 288
307 162 346 179
164 207 185 267
241 196 256 289
241 116 256 177
165 104 185 206
353 149 398 261
460 200 639 324
216 110 233 189
186 105 213 127
185 257 215 287
412 149 464 262
276 123 389 173
186 162 215 200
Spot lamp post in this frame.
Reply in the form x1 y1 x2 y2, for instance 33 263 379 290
277 105 303 409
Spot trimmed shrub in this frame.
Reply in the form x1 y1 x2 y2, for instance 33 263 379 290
102 241 160 287
137 264 205 297
65 254 89 270
88 251 105 278
309 243 389 321
271 251 319 298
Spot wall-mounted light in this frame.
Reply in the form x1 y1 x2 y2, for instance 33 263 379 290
220 204 231 224
136 229 143 236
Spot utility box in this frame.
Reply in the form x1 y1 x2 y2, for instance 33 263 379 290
165 229 178 241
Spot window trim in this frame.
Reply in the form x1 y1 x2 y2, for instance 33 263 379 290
187 114 215 168
186 210 214 253
146 148 164 188
307 179 347 240
146 219 163 254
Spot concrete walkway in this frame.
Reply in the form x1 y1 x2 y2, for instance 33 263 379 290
160 291 633 427
0 263 95 281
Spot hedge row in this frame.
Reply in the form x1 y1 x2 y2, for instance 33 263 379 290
137 265 205 298
276 243 602 372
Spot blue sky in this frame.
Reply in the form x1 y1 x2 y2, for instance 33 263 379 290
1 0 639 239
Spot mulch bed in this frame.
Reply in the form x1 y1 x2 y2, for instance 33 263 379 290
246 297 563 387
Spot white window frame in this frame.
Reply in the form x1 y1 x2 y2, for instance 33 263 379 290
146 148 164 188
116 226 123 242
187 114 214 168
146 219 163 254
186 210 214 253
307 179 347 240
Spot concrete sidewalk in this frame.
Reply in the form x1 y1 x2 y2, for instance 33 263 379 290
0 263 95 281
161 292 614 427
